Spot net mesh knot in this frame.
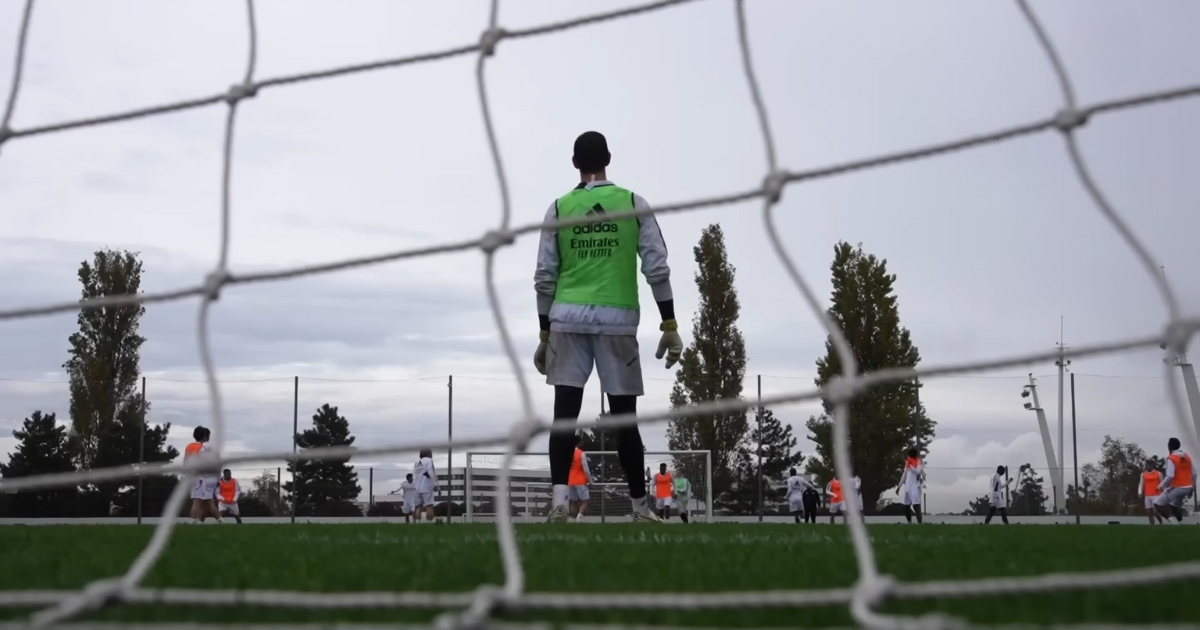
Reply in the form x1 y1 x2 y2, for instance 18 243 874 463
508 416 544 453
762 169 788 204
0 125 11 146
1163 319 1197 356
479 228 515 254
824 373 865 406
203 269 230 301
1053 106 1089 132
225 81 259 105
479 27 507 58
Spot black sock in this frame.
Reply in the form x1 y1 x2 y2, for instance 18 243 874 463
550 386 584 486
985 507 994 524
681 512 689 523
914 505 923 524
608 394 646 500
1171 505 1184 522
1000 508 1009 524
905 510 912 524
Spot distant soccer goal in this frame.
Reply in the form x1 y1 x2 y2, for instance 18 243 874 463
465 450 712 523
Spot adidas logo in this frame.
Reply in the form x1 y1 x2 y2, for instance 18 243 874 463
574 203 618 234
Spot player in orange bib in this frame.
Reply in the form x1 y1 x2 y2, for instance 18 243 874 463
825 477 844 524
216 469 242 524
1137 460 1164 525
653 463 674 521
567 434 593 522
1153 437 1196 523
184 426 222 524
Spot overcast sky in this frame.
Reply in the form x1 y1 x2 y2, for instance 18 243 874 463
1 0 1197 513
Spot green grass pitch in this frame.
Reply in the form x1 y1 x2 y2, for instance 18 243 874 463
0 523 1196 626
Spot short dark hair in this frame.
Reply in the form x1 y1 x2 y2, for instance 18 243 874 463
406 473 413 480
789 468 797 476
660 462 667 470
572 131 610 173
193 426 206 441
223 469 231 475
1168 437 1181 451
907 447 919 459
419 448 433 459
1146 460 1158 470
996 465 1005 474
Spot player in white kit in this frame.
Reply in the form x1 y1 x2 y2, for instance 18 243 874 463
399 473 418 523
413 449 438 522
983 465 1009 524
785 468 812 523
896 447 925 524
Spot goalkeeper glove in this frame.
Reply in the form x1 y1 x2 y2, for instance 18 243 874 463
655 319 683 369
533 330 549 375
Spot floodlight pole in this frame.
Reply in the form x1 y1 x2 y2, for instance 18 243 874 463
1055 317 1070 515
448 374 453 522
1025 375 1062 514
600 392 606 524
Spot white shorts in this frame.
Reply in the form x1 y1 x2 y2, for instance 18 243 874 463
415 491 435 508
402 500 415 514
990 492 1004 507
546 332 643 396
656 497 674 509
1154 487 1192 508
218 502 239 516
676 498 689 514
1145 496 1157 510
829 501 844 514
568 485 590 502
901 484 922 506
788 497 804 513
191 477 218 501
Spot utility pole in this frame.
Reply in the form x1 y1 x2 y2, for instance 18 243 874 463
1055 317 1071 515
137 376 146 525
600 391 606 524
1070 371 1080 525
756 374 763 523
291 375 298 524
447 375 453 522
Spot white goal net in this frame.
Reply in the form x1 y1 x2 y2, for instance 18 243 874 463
1 0 1199 628
465 450 713 523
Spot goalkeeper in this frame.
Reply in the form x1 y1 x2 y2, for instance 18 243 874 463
534 130 683 524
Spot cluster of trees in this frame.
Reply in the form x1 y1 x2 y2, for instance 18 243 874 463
0 248 369 519
652 226 934 515
0 250 179 517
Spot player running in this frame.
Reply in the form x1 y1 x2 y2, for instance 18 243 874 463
653 463 674 521
983 465 1009 525
413 449 438 523
399 473 418 524
896 447 925 524
785 468 813 523
674 475 692 523
568 434 593 522
1154 437 1195 523
533 131 683 525
1138 461 1164 525
184 426 222 524
216 469 242 524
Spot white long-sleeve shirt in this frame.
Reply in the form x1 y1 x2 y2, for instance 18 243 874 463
400 480 417 503
1162 450 1197 492
414 457 437 494
786 475 813 499
534 180 673 336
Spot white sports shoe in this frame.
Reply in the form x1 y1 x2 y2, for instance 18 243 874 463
546 504 569 524
632 508 664 524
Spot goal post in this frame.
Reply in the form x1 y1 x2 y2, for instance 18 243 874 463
465 450 712 523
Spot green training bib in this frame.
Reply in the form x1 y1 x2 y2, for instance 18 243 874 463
553 184 640 310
